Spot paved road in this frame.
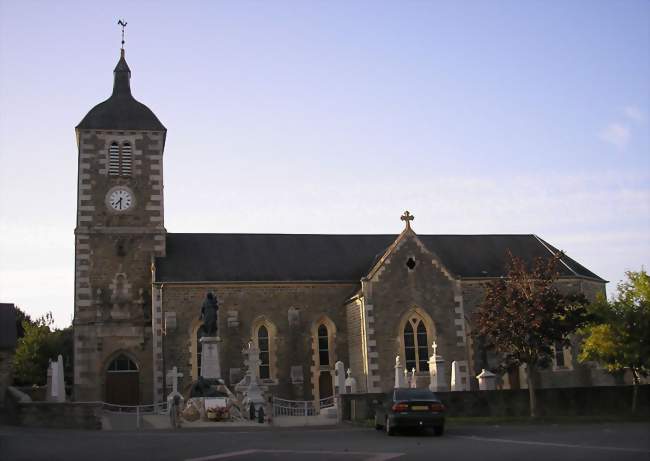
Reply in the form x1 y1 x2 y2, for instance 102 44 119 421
1 422 649 461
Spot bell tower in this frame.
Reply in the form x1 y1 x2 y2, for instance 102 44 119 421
73 43 166 404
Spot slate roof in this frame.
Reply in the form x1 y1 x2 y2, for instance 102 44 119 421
77 50 166 131
154 233 604 283
0 303 17 349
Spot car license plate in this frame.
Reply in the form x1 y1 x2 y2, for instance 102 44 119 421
411 405 428 411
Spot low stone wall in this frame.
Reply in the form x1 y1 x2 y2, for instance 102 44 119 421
16 402 103 430
15 385 47 402
341 385 650 420
4 388 102 430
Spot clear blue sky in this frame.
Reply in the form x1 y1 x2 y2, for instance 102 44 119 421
1 0 648 327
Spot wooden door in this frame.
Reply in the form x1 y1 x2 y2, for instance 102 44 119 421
318 371 333 400
105 371 139 405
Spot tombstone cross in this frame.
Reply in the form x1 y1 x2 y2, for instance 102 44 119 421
166 366 184 394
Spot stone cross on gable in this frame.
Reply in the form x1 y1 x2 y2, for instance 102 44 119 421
166 366 183 394
400 210 414 230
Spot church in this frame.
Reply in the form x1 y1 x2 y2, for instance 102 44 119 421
73 47 608 405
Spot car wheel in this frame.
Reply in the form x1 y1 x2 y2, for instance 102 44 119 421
433 425 444 436
385 417 395 436
374 414 383 430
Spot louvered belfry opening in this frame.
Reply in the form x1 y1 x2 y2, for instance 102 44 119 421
108 142 120 176
121 142 132 176
108 142 132 177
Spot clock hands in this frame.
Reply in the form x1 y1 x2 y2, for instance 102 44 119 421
109 189 131 211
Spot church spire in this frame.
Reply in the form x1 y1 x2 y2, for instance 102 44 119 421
112 48 132 97
112 19 131 97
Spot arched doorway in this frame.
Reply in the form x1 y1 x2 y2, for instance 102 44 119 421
105 354 139 405
318 371 333 401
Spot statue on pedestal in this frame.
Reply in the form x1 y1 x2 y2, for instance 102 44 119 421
199 292 219 337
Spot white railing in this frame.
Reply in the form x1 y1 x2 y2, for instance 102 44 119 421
77 400 170 429
319 395 335 410
272 396 335 417
103 401 170 429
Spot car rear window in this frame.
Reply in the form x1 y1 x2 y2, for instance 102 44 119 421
395 389 438 401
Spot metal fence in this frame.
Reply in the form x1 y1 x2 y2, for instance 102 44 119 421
272 396 335 417
79 400 170 429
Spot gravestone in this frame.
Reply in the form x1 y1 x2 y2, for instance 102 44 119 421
451 360 468 391
394 355 407 388
428 342 447 392
344 368 357 394
334 361 346 395
477 368 497 390
241 341 266 419
48 355 66 403
166 366 184 408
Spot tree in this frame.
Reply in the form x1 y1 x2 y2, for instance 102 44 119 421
473 251 589 418
14 305 34 339
13 312 73 387
579 269 650 413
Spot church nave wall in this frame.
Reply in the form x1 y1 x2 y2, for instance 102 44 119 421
159 283 356 400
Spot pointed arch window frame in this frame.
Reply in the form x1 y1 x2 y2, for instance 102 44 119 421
398 309 435 373
252 317 278 384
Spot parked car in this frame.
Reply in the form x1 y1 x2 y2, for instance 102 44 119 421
374 388 446 436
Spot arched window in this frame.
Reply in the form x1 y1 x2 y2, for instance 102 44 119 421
109 142 120 176
403 317 429 372
121 142 132 176
318 324 330 366
107 354 138 372
258 325 270 380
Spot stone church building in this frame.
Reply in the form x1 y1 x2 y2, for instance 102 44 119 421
73 49 608 405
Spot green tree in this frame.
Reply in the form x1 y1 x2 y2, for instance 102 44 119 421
13 312 73 387
474 251 589 418
14 305 34 339
579 269 650 413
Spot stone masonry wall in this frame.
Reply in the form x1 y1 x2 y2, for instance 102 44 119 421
367 235 469 393
74 129 165 403
460 276 608 389
345 298 367 393
160 283 356 401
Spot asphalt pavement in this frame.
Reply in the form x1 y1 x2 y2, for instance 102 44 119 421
1 422 649 461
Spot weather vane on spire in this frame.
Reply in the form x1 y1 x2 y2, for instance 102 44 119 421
118 19 128 49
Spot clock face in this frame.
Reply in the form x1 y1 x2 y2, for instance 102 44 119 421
108 188 133 211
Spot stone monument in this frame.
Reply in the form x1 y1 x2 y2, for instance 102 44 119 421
166 366 184 407
450 360 466 391
47 355 66 403
428 341 447 392
334 361 346 395
198 292 222 380
394 355 407 388
476 368 497 390
344 368 358 394
241 341 266 418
